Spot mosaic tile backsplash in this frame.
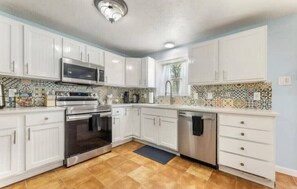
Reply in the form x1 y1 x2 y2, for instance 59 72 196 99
0 76 272 110
156 82 272 110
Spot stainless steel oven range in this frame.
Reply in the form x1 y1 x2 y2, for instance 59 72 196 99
56 91 112 167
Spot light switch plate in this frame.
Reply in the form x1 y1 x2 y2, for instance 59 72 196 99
253 92 261 101
207 92 213 100
278 76 292 86
193 92 198 100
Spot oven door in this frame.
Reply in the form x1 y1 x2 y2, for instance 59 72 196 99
65 112 112 158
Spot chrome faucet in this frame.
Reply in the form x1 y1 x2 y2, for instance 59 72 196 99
165 80 173 105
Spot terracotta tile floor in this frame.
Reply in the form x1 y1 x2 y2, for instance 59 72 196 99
4 141 297 189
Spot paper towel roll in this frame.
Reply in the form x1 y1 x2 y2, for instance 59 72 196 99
149 92 154 104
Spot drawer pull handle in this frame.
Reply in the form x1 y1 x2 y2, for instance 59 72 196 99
44 117 49 120
240 121 245 124
240 147 245 151
240 163 245 166
241 133 245 136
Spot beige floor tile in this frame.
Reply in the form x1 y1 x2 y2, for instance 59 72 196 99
209 171 236 189
4 181 27 189
99 151 119 161
116 160 141 174
128 166 155 183
141 173 179 189
27 179 66 189
108 176 140 189
130 155 151 165
26 170 58 189
177 172 206 189
294 177 297 185
204 182 226 189
159 165 185 181
276 182 297 189
87 162 113 176
112 146 131 154
276 172 297 186
143 160 164 172
168 156 192 172
123 152 138 160
186 163 213 180
59 168 92 188
106 155 128 168
73 176 105 189
95 169 125 187
235 178 269 189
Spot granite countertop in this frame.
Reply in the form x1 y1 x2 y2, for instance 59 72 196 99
0 107 65 115
111 103 278 117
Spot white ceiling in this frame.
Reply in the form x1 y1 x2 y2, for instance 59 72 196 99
0 0 297 57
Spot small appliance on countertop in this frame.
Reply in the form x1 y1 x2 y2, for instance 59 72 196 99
0 84 5 109
123 91 129 103
132 94 139 103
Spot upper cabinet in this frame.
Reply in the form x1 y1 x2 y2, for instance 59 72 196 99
24 25 62 80
0 16 22 76
62 38 86 61
189 26 267 85
126 58 142 87
219 26 267 82
188 40 219 85
104 51 126 86
86 45 104 66
141 57 156 88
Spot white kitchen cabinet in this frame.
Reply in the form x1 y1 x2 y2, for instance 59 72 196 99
112 108 123 143
122 108 141 138
141 57 156 88
158 117 178 150
0 118 19 179
24 25 62 80
132 108 141 138
62 38 86 61
105 51 126 86
86 45 104 66
188 40 219 84
26 122 64 171
125 58 142 87
0 16 22 76
141 115 158 144
219 26 267 82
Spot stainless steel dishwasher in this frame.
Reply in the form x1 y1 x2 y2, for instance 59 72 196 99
178 111 217 167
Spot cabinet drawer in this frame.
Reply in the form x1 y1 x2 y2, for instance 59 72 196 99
219 137 273 161
142 108 177 118
26 111 64 126
219 151 274 180
220 125 273 144
219 114 274 131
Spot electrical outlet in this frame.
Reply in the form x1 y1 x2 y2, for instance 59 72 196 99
253 92 261 101
207 92 213 100
278 76 292 86
193 92 198 100
8 89 17 97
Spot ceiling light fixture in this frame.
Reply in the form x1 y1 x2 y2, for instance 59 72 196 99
94 0 128 23
164 42 175 49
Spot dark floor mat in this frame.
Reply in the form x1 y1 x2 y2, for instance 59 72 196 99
134 145 176 164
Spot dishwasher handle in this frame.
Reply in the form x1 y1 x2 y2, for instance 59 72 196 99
179 113 215 120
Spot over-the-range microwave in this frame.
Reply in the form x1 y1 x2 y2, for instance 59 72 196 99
61 57 105 85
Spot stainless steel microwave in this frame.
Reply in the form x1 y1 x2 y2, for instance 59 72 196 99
61 57 105 85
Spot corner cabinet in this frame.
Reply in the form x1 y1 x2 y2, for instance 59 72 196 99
24 25 62 80
105 51 126 86
189 26 267 85
0 16 22 76
125 58 142 87
141 57 156 88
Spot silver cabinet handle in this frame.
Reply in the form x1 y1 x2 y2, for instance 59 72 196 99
125 109 127 116
25 64 29 74
153 118 156 125
80 52 83 61
113 117 116 124
215 71 219 80
28 128 31 141
11 61 15 73
159 118 161 126
138 109 140 116
88 54 90 62
13 130 16 144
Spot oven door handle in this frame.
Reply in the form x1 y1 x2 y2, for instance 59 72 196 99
100 112 112 117
67 115 92 121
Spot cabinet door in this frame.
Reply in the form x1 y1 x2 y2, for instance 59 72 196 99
105 51 125 86
188 40 219 84
126 58 142 87
26 123 64 170
159 117 178 150
141 115 157 144
24 25 62 80
0 127 17 179
132 108 141 138
141 57 155 88
112 116 122 142
122 108 140 138
0 16 21 75
62 38 86 61
219 26 267 82
86 45 104 66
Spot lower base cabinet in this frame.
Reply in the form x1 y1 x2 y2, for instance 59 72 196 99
0 110 64 188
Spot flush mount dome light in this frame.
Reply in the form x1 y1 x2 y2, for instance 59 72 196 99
94 0 128 23
164 42 175 49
